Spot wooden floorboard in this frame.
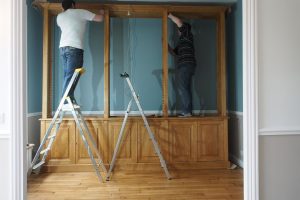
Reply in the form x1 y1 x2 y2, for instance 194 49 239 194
27 169 243 200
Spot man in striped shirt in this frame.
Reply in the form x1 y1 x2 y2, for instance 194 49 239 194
168 13 196 117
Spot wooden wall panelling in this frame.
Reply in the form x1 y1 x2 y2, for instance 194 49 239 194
137 119 169 163
197 121 224 161
43 120 76 165
75 121 108 164
108 120 137 164
169 121 197 162
102 120 110 164
104 9 110 118
42 8 52 118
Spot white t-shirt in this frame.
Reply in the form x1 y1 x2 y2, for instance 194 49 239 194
57 9 95 49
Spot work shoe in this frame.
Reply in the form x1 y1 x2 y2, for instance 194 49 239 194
62 103 80 110
178 113 192 117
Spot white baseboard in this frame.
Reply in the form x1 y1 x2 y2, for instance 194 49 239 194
0 132 10 140
259 128 300 136
228 111 243 117
27 112 42 118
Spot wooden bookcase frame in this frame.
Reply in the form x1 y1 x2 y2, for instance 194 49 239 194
38 2 229 119
36 2 231 171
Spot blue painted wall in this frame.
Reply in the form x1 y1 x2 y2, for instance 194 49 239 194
27 2 43 113
226 0 243 112
110 18 163 111
51 17 218 113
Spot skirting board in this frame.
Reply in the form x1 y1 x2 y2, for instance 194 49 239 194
259 128 300 136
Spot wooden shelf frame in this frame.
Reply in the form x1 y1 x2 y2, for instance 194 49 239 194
38 2 229 119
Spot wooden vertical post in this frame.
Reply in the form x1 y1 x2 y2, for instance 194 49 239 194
42 8 52 118
216 12 227 116
104 9 110 119
162 9 168 117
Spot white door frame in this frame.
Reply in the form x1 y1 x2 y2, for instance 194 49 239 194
11 0 259 199
11 0 27 199
243 0 259 199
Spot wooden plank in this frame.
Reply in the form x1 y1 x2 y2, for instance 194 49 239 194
169 121 197 162
197 123 224 161
168 5 228 14
162 9 168 117
104 9 110 118
108 4 164 18
42 8 52 118
216 12 227 116
38 2 229 18
137 120 169 163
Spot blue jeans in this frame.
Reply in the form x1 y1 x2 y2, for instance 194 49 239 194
60 46 83 102
176 63 195 114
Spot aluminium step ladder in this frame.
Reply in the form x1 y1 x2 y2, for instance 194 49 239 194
106 72 171 181
29 68 107 182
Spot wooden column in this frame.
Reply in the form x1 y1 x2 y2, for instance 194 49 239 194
162 9 168 117
42 8 52 118
216 12 227 116
104 9 110 118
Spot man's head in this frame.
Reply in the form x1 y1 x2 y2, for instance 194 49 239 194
62 0 75 11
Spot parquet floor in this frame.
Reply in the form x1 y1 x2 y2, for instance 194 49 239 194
28 169 243 200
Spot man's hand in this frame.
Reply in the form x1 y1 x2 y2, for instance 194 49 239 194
99 9 104 15
93 9 105 22
168 13 174 19
167 13 183 28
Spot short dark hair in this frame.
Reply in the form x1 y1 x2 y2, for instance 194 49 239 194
62 0 75 11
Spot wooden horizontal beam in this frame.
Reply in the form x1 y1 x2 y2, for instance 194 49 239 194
37 2 229 18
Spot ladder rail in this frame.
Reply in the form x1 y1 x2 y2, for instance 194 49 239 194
76 109 107 174
106 72 171 180
106 98 133 180
31 110 63 169
125 77 171 180
68 98 104 182
39 111 65 165
30 68 107 183
31 69 81 169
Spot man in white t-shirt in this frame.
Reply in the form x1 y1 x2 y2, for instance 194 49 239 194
57 0 104 106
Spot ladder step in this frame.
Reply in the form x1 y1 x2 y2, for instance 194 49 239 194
61 104 80 111
32 160 45 170
47 135 56 140
40 148 50 155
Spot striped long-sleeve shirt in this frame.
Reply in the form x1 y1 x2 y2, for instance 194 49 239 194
174 22 197 66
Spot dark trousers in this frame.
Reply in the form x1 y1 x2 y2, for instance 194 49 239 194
59 46 83 102
176 63 195 114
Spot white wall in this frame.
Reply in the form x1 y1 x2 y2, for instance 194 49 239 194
258 0 300 130
0 139 11 200
258 0 300 199
0 0 12 199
